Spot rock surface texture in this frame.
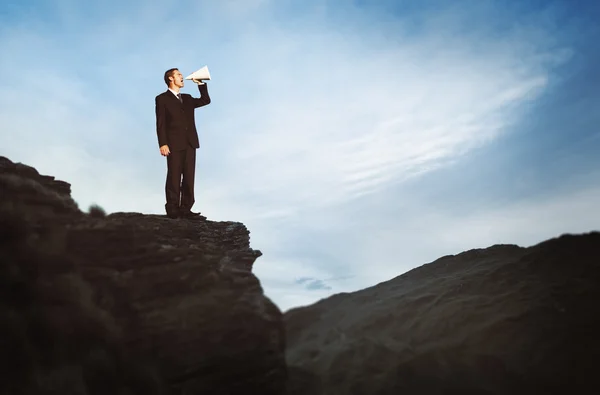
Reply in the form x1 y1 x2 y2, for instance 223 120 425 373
285 232 599 394
0 156 287 395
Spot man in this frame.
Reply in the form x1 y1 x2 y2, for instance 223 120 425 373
155 68 211 219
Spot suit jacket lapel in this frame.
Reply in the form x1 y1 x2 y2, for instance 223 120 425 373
165 90 183 106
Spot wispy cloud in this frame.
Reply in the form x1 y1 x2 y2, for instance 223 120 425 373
197 2 574 219
295 277 332 291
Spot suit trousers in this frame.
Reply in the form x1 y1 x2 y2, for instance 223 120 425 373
165 146 196 214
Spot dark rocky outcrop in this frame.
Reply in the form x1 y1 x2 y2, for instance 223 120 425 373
285 233 600 394
0 156 287 395
5 155 598 395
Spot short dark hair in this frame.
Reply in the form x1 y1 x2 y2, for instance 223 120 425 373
164 68 179 86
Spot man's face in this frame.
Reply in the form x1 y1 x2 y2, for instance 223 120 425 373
170 70 184 88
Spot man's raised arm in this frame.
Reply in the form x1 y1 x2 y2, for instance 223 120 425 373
192 81 211 108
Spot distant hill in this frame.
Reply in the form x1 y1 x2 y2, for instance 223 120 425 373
285 231 599 394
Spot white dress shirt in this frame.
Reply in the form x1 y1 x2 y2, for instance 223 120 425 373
168 88 181 100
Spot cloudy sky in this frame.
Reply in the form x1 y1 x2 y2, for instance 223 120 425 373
1 0 599 311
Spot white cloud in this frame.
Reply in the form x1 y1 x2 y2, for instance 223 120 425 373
203 18 569 218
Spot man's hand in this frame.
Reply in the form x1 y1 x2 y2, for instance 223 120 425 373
192 78 206 85
160 145 170 156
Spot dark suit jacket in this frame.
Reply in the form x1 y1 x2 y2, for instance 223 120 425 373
155 84 211 151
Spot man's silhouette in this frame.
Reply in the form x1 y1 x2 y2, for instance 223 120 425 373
155 68 211 219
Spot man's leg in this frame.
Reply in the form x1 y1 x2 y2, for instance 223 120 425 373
165 149 185 217
180 146 197 213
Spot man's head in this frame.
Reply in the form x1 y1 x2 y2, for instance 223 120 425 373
164 68 184 89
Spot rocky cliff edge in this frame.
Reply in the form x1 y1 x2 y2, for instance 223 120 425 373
0 156 287 395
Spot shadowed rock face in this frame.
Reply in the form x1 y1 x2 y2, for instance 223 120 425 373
0 156 287 395
285 233 600 395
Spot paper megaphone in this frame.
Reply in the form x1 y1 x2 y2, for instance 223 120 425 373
185 66 211 82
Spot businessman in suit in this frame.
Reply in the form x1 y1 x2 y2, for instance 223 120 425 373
155 68 211 219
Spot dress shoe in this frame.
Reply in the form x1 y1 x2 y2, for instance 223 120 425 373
179 210 205 220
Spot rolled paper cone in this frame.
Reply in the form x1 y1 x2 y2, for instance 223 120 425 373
185 66 211 81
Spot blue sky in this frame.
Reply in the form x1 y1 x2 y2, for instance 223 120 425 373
1 0 599 311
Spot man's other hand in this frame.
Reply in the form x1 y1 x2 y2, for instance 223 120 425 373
160 145 170 156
